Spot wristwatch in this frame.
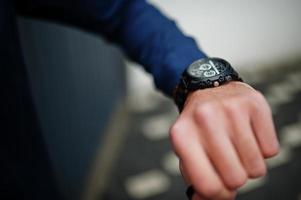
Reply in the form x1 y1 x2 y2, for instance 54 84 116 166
173 57 243 112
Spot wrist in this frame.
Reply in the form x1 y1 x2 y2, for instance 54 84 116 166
173 58 243 112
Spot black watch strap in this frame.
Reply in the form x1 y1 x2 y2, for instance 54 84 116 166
173 58 243 112
173 79 189 112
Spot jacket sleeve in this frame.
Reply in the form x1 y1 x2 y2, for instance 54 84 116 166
16 0 207 96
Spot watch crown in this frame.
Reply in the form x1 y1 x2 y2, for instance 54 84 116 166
213 81 219 87
173 57 243 112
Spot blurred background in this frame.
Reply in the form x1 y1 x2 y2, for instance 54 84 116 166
18 0 301 200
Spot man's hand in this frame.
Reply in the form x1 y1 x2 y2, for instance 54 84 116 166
169 81 279 200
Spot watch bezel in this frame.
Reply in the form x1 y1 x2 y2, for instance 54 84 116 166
173 57 243 112
183 57 238 90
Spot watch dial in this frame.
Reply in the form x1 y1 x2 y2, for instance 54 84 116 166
187 59 227 78
203 70 216 77
187 63 204 77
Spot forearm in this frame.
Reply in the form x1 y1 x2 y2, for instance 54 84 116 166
112 0 207 96
16 0 207 96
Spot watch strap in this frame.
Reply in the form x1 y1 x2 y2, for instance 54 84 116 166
173 63 243 112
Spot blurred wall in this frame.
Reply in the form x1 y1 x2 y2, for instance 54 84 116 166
18 18 126 200
149 0 301 68
126 0 301 99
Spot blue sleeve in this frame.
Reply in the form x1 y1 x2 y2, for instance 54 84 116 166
16 0 207 96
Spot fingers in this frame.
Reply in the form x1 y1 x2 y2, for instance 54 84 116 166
250 92 279 158
194 104 248 190
170 83 280 200
227 109 267 178
170 121 232 199
180 163 210 200
180 162 236 200
192 193 209 200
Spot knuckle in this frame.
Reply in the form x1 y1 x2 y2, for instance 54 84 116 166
257 96 271 113
195 183 223 199
251 91 270 109
192 174 224 198
263 144 280 158
194 102 219 121
225 173 247 190
203 186 223 198
169 122 180 136
226 96 247 113
248 162 267 178
169 123 183 144
245 151 267 178
169 120 191 150
262 104 273 116
253 90 266 101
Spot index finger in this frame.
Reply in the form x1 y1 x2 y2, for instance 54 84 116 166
170 121 231 199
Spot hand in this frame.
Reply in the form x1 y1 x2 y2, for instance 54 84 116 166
169 81 279 200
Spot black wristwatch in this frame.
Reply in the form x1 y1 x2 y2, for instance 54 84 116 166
173 57 243 112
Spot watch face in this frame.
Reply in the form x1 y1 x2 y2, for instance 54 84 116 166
187 58 228 79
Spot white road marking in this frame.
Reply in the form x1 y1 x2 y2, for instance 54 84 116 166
125 170 170 199
239 177 266 194
266 146 292 169
281 122 301 148
240 69 265 84
126 92 162 113
265 70 301 111
162 152 180 175
266 82 294 109
287 71 301 90
142 114 175 141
